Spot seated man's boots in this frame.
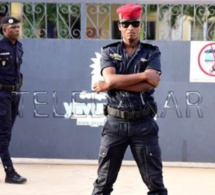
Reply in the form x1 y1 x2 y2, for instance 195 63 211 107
5 167 27 184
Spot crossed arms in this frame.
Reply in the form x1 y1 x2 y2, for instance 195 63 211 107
93 66 160 93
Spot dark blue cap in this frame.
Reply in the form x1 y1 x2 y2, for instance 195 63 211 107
1 16 20 25
0 16 20 35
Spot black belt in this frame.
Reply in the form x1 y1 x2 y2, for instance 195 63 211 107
0 83 22 91
106 105 151 120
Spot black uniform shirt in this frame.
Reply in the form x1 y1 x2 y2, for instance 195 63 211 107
100 41 161 111
0 36 23 85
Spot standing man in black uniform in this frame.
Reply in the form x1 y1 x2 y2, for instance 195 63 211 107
92 4 167 195
0 16 27 184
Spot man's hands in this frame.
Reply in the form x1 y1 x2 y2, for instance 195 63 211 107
93 80 109 93
144 69 161 88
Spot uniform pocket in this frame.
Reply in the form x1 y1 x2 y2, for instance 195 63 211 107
146 144 161 158
0 55 12 67
145 144 162 175
134 61 147 73
135 117 159 136
99 145 109 158
102 118 120 136
151 119 159 134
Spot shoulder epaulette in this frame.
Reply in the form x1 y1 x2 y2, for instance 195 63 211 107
102 41 121 49
140 42 158 50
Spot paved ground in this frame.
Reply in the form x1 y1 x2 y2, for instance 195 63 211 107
0 159 215 195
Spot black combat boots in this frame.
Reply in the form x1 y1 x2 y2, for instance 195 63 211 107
5 167 27 184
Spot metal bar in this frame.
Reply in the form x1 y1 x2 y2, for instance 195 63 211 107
80 2 86 39
0 0 215 5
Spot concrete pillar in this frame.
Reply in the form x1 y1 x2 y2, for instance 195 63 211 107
11 3 23 36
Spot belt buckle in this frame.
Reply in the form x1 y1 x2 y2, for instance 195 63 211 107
12 85 15 91
121 111 131 119
125 111 134 120
132 111 139 119
121 111 127 119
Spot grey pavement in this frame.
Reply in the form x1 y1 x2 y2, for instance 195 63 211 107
0 158 215 195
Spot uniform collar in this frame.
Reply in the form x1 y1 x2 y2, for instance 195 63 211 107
121 40 141 54
3 36 18 45
121 40 140 49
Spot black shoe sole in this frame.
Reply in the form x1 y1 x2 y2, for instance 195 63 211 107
5 179 27 184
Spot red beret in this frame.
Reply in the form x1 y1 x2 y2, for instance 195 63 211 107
116 4 142 21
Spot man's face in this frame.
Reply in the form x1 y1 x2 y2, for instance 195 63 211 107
3 23 20 41
118 20 141 41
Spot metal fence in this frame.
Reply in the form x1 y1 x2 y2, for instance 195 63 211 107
1 0 215 162
1 1 215 40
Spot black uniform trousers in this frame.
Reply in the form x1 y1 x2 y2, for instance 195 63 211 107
0 90 20 169
92 115 168 195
